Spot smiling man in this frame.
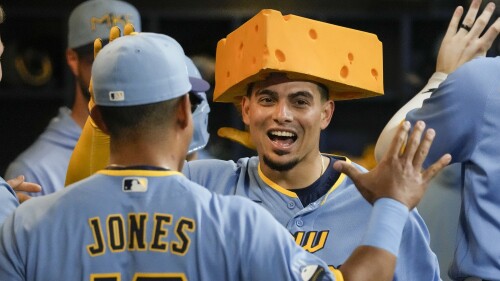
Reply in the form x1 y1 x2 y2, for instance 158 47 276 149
62 5 490 280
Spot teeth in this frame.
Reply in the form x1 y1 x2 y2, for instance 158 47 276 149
270 131 295 137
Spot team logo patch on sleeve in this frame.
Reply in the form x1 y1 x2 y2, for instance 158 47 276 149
123 177 148 192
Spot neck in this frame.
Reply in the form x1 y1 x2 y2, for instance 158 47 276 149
259 152 329 190
70 84 90 128
109 132 185 172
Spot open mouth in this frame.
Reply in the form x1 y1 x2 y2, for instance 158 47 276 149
267 130 297 146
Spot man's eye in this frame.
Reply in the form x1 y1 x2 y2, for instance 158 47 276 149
295 99 309 106
259 97 273 103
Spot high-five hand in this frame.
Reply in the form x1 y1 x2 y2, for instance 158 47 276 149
334 121 451 209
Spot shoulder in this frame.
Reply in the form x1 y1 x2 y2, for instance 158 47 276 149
183 157 253 178
446 56 500 91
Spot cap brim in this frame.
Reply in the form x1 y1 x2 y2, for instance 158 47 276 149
189 77 210 93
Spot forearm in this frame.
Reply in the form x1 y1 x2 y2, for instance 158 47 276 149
374 72 447 162
339 198 409 281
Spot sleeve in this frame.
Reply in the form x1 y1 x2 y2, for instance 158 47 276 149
0 211 24 280
65 116 110 186
234 198 336 281
374 72 447 162
395 209 441 280
405 61 487 166
183 159 241 195
0 178 19 225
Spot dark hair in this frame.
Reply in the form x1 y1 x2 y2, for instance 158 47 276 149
246 80 329 102
98 97 181 140
316 83 329 102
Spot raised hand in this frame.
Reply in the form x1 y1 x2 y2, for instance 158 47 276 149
334 121 451 209
436 0 500 73
7 175 41 203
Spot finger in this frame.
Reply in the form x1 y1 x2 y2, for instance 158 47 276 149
93 38 103 59
462 0 482 29
422 154 452 182
333 161 362 181
386 121 411 160
124 23 136 35
412 128 435 168
468 2 496 38
16 192 31 204
479 17 500 50
14 182 42 193
6 175 24 189
109 26 121 42
445 6 464 37
402 121 426 162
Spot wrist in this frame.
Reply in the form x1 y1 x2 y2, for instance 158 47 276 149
361 198 409 256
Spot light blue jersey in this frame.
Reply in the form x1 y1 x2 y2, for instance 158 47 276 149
0 169 335 281
406 56 500 280
5 107 81 196
184 155 441 280
0 177 18 225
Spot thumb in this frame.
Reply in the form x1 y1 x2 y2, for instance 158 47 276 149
333 161 362 180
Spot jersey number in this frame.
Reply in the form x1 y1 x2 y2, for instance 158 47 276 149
91 273 186 281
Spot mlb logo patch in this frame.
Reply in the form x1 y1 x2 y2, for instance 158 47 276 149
123 177 148 192
109 91 125 101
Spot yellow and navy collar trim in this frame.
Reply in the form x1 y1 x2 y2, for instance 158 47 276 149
257 154 351 201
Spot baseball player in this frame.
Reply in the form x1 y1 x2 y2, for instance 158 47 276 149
61 4 486 280
64 53 212 186
375 2 500 279
0 31 442 281
4 0 142 196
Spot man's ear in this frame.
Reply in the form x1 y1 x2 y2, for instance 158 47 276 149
320 100 335 130
89 106 109 134
66 48 79 76
176 94 191 129
241 96 251 126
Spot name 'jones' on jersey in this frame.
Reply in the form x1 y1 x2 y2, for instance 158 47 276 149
86 213 195 256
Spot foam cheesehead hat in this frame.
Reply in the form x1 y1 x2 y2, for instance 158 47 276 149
68 0 142 49
214 9 384 103
92 32 210 107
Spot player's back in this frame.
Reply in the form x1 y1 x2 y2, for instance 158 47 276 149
0 169 332 281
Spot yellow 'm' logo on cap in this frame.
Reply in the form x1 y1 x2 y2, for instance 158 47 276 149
91 13 134 31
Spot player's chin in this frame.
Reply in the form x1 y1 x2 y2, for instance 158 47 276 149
263 154 299 172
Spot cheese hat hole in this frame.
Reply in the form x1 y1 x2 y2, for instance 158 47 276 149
283 15 292 21
371 68 378 80
348 53 354 63
309 29 317 40
226 71 230 78
238 42 244 59
340 66 349 78
255 24 259 32
275 49 286 62
253 57 257 64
